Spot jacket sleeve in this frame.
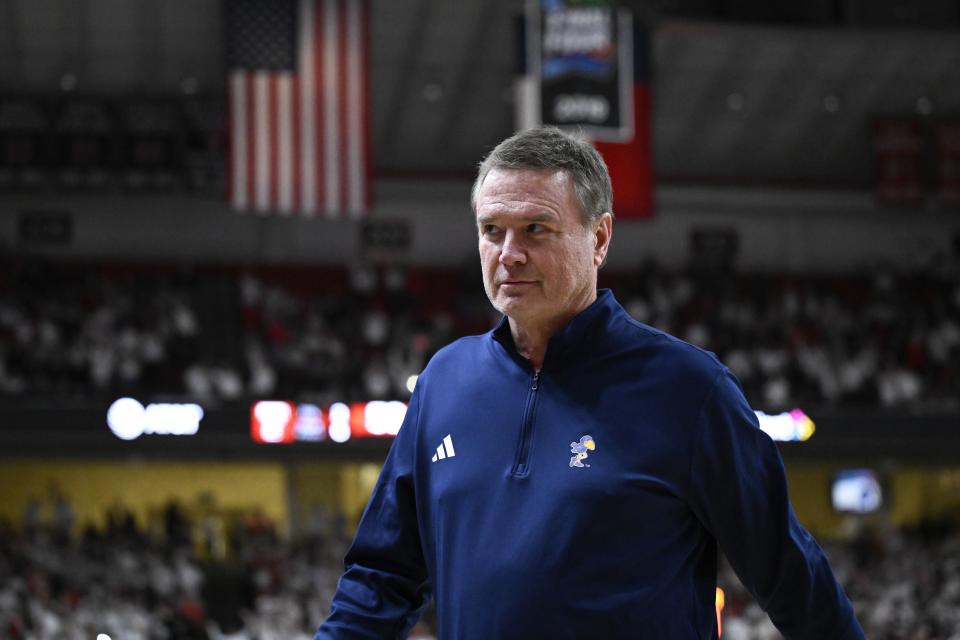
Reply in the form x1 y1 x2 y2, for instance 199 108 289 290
687 369 865 640
314 386 431 640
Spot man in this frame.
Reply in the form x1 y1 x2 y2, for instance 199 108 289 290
316 127 864 639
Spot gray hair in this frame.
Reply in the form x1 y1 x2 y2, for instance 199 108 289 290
471 127 614 225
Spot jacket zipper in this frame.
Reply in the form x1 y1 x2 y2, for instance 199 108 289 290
512 369 541 476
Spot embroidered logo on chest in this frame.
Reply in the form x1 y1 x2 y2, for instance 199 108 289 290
431 434 456 462
569 435 595 468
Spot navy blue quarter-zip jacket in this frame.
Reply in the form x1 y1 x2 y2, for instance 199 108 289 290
316 290 864 640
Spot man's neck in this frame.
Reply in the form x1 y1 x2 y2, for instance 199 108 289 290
507 291 598 370
508 321 552 370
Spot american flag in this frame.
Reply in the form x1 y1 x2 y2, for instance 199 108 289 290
226 0 369 217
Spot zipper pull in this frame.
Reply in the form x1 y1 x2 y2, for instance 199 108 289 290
532 370 540 391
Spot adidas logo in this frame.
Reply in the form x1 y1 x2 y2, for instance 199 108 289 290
431 434 456 462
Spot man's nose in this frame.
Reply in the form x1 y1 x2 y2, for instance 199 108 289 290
499 230 527 265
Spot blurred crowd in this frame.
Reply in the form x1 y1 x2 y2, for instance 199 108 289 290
615 258 960 411
1 255 958 411
1 492 958 639
719 520 960 640
0 262 203 399
0 494 371 640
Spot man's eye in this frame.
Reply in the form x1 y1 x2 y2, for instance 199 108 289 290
482 224 500 235
527 223 545 233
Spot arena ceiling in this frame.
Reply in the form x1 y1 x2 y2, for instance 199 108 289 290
1 0 959 185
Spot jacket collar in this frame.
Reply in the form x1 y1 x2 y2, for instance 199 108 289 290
491 289 619 369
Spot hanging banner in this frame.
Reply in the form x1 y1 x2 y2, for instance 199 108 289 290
520 1 653 218
528 0 633 142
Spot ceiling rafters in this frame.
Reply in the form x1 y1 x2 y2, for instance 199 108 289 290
430 0 501 151
1 3 959 183
376 0 438 157
0 0 23 87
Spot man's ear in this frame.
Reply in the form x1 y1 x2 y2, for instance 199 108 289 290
593 212 613 267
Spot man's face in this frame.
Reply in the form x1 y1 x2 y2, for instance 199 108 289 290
475 168 611 328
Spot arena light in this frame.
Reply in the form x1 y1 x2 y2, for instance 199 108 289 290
716 587 725 637
328 403 352 443
250 400 410 444
754 408 815 442
294 403 326 441
106 397 204 441
251 401 296 444
832 469 883 514
364 401 407 436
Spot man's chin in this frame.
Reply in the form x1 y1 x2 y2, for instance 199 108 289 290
493 293 540 318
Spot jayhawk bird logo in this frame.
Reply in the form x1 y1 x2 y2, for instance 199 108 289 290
569 435 596 468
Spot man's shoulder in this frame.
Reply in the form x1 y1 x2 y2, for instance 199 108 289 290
421 332 493 373
608 311 727 384
435 331 490 356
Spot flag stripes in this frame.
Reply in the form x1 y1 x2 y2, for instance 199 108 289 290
227 0 369 217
